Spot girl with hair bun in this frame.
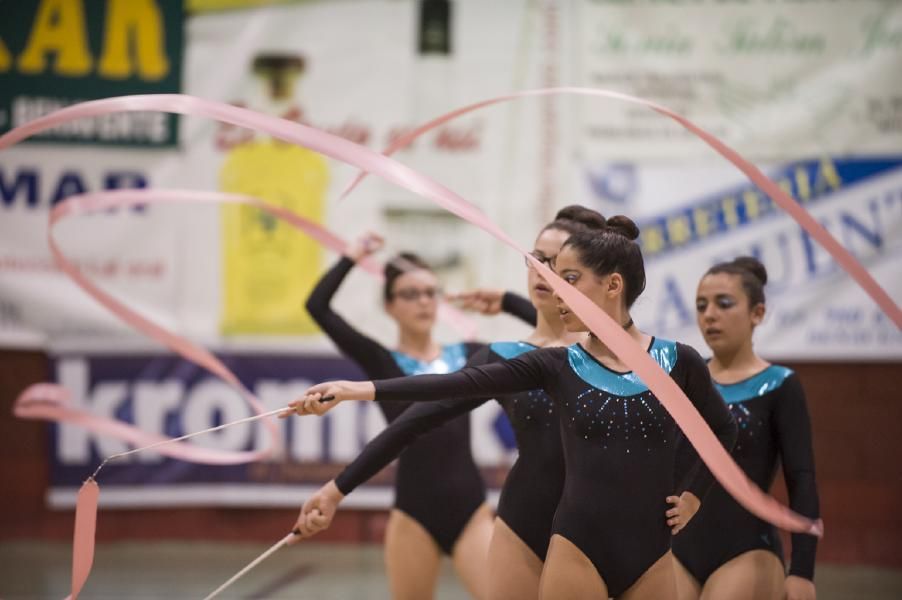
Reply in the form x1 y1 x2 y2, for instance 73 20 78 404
673 257 820 600
290 214 738 599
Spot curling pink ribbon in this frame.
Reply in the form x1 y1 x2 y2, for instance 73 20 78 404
15 384 284 466
14 188 475 461
341 87 901 331
16 189 341 466
0 93 844 593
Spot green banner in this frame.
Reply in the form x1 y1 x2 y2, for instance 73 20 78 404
0 0 184 147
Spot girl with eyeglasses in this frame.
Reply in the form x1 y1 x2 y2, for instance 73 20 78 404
671 257 820 600
304 233 534 600
290 217 739 599
292 206 605 600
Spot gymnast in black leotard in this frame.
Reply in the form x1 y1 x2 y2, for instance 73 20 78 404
291 217 738 599
304 232 534 599
672 257 820 600
295 206 607 600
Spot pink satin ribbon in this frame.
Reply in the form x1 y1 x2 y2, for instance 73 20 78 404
15 384 284 466
0 91 862 597
14 188 475 463
341 87 901 330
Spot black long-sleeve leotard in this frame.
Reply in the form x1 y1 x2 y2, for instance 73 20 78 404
673 366 819 582
373 338 737 595
335 340 565 560
306 256 533 554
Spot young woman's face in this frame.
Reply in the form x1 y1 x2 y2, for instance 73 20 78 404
527 227 572 313
552 245 623 332
385 269 440 335
695 272 764 355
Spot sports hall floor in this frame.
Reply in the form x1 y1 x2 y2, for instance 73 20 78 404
3 541 902 599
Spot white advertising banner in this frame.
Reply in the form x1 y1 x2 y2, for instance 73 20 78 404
0 1 898 367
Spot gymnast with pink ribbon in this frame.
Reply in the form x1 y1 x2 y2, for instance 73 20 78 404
3 87 898 598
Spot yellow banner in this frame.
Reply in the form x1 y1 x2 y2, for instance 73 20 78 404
220 139 329 335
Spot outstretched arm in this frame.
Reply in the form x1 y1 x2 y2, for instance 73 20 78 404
282 348 559 417
449 288 538 326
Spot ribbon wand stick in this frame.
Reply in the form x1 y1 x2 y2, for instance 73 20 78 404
203 531 299 600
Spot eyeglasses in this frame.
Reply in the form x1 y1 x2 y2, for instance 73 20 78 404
524 252 555 269
392 287 442 301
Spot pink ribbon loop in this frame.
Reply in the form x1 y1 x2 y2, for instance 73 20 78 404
14 187 478 467
7 184 477 598
0 94 831 553
341 87 901 330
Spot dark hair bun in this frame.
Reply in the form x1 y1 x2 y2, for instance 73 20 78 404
731 256 767 286
605 215 640 241
554 205 607 231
